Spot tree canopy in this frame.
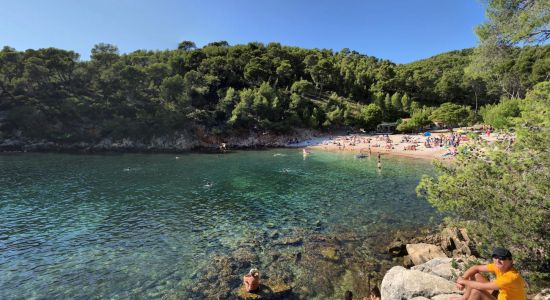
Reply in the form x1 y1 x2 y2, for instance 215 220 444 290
0 42 547 142
417 82 550 287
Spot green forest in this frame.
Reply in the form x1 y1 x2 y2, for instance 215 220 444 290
0 0 549 292
0 41 547 143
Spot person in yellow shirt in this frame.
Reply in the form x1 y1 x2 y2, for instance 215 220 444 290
452 247 526 300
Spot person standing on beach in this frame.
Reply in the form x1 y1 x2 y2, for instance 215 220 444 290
452 247 526 300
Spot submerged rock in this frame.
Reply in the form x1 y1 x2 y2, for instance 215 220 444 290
235 279 293 299
320 247 340 261
388 240 407 257
273 237 302 247
184 225 422 299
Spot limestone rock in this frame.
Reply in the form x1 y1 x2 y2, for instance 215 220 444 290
440 227 477 257
533 288 550 300
406 243 447 266
431 294 463 300
388 240 407 257
403 255 415 268
0 138 23 151
381 266 461 300
412 257 460 280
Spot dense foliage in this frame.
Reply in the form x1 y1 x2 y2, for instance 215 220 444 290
469 0 549 99
0 43 547 142
479 98 521 129
416 3 549 289
476 0 549 46
417 82 550 288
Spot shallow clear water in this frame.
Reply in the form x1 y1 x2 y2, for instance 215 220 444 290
0 150 436 299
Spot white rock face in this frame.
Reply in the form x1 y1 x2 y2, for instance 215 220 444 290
381 266 461 300
430 294 463 300
406 243 448 266
533 288 550 300
412 257 460 280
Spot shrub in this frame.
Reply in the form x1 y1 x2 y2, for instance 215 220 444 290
416 83 550 288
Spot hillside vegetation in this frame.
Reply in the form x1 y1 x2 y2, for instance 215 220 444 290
0 43 547 142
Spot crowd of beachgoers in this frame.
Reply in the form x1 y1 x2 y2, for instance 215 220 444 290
302 127 507 160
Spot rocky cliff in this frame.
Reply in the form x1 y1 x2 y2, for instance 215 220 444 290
0 129 319 152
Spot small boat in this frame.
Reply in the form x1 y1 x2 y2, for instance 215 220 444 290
355 153 367 159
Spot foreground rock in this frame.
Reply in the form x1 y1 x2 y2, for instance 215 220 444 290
381 265 462 299
405 243 448 266
411 257 460 281
380 228 478 300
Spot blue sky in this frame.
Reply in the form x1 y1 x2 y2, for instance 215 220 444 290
1 0 486 64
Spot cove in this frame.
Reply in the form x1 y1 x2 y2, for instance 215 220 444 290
0 150 437 299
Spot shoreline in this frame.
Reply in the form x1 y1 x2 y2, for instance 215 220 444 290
0 129 496 160
298 130 495 161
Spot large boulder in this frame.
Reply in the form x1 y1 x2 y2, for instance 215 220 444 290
411 257 460 281
381 266 461 300
406 243 447 266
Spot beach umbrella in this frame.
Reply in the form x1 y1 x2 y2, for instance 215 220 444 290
424 132 431 137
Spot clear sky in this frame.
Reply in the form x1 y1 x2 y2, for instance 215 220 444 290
1 0 486 64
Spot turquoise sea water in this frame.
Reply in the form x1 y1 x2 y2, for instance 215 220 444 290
0 150 436 299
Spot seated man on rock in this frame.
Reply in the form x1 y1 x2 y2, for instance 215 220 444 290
243 268 260 292
452 247 526 300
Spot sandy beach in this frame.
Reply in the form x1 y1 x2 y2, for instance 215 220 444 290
299 130 495 160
